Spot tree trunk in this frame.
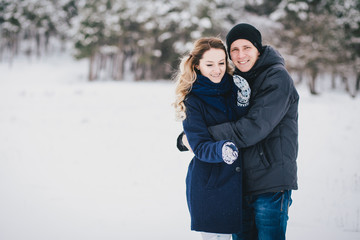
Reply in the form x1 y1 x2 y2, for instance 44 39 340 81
36 33 41 58
308 68 318 95
88 55 95 81
342 76 350 93
341 70 357 98
296 71 303 85
112 52 124 80
9 35 18 67
331 71 336 89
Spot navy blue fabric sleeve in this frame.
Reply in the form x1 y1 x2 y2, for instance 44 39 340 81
182 97 228 163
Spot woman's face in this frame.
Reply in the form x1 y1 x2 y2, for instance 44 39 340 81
196 48 226 83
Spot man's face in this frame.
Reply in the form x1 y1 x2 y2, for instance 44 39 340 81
229 39 260 72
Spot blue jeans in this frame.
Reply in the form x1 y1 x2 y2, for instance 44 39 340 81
233 190 292 240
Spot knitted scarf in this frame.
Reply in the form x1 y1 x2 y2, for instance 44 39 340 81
190 73 235 120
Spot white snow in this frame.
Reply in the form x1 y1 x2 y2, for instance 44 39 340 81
1 54 360 240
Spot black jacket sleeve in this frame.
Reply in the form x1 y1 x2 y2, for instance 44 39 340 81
176 131 189 152
208 68 295 148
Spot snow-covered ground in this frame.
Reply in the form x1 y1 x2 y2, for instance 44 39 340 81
1 54 359 240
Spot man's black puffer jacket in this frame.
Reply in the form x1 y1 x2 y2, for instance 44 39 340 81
208 45 299 196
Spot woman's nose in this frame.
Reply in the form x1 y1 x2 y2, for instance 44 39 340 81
214 65 221 73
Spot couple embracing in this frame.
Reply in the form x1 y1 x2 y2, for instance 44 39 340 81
173 23 299 240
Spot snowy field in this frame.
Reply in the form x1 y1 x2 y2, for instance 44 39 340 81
1 54 360 240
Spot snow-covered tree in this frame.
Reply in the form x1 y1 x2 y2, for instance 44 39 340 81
1 0 358 92
0 0 78 61
331 0 360 96
270 0 359 95
73 0 235 81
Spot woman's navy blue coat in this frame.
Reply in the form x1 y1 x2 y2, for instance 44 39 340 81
182 73 249 234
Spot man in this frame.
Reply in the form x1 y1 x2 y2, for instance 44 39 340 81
177 23 299 240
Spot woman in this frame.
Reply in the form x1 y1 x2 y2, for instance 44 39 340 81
173 37 251 240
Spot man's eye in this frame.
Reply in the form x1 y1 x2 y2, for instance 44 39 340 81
206 65 213 67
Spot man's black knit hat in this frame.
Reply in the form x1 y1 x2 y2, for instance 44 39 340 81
226 23 263 58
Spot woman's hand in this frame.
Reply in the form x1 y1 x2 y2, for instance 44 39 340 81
222 142 238 164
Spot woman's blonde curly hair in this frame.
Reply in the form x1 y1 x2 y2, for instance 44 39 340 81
173 37 233 121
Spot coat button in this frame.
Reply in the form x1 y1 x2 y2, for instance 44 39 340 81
235 167 241 172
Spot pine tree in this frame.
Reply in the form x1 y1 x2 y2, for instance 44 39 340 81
0 0 23 60
0 0 78 61
271 0 359 95
74 0 115 80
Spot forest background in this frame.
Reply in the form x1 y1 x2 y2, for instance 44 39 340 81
1 0 359 96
